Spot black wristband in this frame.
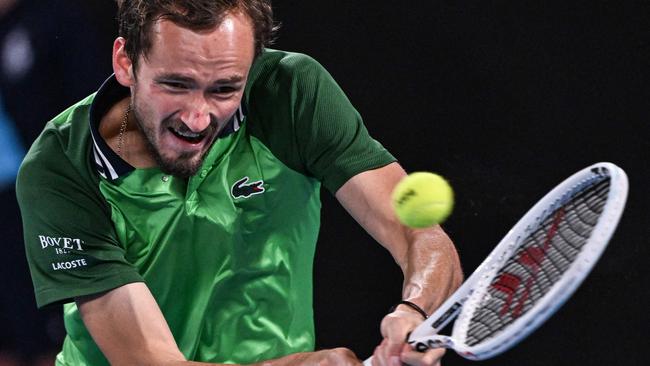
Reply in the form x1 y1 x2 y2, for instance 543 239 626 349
389 300 428 320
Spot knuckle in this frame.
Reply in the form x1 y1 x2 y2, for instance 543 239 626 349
318 348 356 365
332 347 354 357
422 348 446 364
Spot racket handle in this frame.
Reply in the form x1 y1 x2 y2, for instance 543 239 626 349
362 335 453 365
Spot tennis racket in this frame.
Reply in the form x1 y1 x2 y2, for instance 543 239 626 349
364 162 628 364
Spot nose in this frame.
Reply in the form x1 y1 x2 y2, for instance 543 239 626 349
179 94 212 132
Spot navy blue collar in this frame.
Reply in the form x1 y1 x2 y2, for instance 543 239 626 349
88 75 245 181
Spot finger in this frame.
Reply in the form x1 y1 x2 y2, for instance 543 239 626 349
381 320 411 359
374 338 403 366
400 346 446 366
385 336 405 358
380 311 421 353
372 338 389 366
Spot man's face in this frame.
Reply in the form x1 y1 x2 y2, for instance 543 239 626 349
130 12 255 178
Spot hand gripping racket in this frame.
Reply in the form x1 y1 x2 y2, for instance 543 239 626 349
364 162 628 364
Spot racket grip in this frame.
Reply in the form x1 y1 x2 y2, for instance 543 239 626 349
363 334 453 365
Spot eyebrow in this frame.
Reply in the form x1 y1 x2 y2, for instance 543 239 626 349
214 75 245 84
155 73 245 85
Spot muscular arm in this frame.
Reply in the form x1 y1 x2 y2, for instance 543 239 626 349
77 283 361 366
77 282 188 365
335 162 463 365
335 162 462 312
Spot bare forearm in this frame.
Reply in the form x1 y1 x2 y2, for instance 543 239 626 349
373 225 461 365
166 353 309 366
165 349 359 366
400 225 463 313
333 163 463 313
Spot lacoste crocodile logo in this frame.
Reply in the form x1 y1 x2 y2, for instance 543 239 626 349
231 176 265 199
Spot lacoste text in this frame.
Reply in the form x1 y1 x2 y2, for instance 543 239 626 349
52 259 88 271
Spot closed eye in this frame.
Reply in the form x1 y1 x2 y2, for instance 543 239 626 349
210 84 244 96
214 86 236 94
161 81 190 90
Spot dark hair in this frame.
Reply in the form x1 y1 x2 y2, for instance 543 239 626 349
116 0 279 72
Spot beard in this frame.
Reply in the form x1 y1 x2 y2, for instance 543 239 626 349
132 106 220 179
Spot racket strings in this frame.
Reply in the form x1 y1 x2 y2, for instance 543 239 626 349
547 181 609 270
463 177 610 347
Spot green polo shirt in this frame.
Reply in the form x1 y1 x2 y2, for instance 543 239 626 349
17 49 395 365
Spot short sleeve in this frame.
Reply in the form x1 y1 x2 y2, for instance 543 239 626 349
246 51 396 194
288 55 396 192
16 128 142 308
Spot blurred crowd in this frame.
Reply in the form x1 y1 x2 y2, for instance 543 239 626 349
0 0 114 364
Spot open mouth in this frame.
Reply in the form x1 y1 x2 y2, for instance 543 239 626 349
168 127 206 144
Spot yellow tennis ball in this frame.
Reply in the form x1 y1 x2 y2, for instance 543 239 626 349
391 172 454 228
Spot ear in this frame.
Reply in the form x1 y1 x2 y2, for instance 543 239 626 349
113 37 135 87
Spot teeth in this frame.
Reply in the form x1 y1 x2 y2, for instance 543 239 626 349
177 130 201 138
169 127 204 142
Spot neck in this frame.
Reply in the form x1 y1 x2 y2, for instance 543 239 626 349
98 99 156 168
117 104 131 157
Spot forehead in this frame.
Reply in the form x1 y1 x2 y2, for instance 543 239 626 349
143 12 255 74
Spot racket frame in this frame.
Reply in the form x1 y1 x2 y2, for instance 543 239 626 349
364 162 628 364
451 162 628 359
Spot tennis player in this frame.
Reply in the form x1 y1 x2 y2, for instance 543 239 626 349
17 1 462 365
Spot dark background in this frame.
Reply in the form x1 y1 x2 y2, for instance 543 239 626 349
2 1 648 365
271 1 649 365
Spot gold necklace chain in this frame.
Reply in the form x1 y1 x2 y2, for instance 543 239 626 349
117 104 131 157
